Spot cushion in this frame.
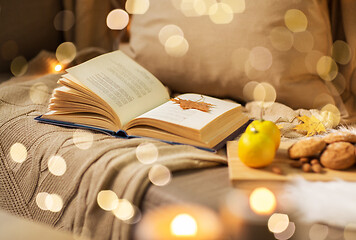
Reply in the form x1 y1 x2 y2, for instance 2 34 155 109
121 0 339 110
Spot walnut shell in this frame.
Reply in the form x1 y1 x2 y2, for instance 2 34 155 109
288 138 326 159
320 142 355 170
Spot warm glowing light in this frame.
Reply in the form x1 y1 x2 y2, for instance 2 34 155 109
284 9 308 32
273 222 296 240
97 190 119 211
312 93 335 110
159 25 184 46
253 82 277 106
106 9 129 30
36 192 49 210
243 81 259 101
48 155 67 176
29 82 49 104
136 143 158 164
125 0 149 14
164 35 189 57
245 60 264 80
344 223 356 240
181 0 204 17
73 130 94 150
268 213 290 233
269 26 294 51
231 48 250 72
112 199 135 221
10 143 27 163
331 73 346 96
208 3 233 24
1 40 18 60
309 223 329 240
305 50 324 74
222 0 245 13
321 103 341 128
249 46 273 71
332 40 352 65
45 194 63 212
316 56 338 81
10 56 28 77
170 213 198 236
54 10 75 31
249 187 276 215
56 42 76 65
148 164 171 186
293 31 314 53
54 64 62 72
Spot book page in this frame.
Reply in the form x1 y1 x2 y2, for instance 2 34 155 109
134 94 240 130
66 51 170 126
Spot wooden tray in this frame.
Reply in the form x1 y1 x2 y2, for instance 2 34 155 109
227 140 356 182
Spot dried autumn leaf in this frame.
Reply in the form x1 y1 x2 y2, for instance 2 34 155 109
170 97 213 112
294 115 326 137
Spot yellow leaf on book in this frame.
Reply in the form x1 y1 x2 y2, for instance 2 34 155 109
170 97 214 112
294 115 326 137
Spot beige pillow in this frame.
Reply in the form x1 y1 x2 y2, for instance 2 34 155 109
121 0 341 111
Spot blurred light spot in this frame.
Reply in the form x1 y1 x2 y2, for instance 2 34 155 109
54 64 63 72
273 222 296 240
164 35 189 57
293 31 314 52
125 0 149 14
136 143 158 164
148 164 171 186
106 9 129 30
97 190 119 211
73 130 94 150
193 0 208 15
316 56 338 81
231 48 250 72
269 27 294 51
243 81 259 101
45 194 63 212
313 93 335 109
48 155 67 176
10 56 28 77
249 46 273 71
29 82 49 104
171 213 198 236
53 10 75 31
36 192 49 210
305 50 324 74
124 205 142 225
208 3 233 24
159 25 184 46
171 0 183 10
221 0 245 13
321 103 341 127
332 40 352 65
10 143 27 163
245 60 264 80
253 82 277 106
331 73 346 96
309 223 329 240
181 0 204 17
112 199 135 221
249 187 276 215
344 223 356 240
268 213 289 233
1 40 18 60
56 42 76 65
284 9 308 33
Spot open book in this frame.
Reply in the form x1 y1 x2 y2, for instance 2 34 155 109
36 51 249 150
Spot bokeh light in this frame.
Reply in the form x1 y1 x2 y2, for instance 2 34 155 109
331 40 352 65
1 40 18 61
159 25 184 46
136 143 158 164
253 82 277 106
249 187 276 215
73 130 94 150
106 9 129 30
124 205 142 225
125 0 150 14
293 31 314 53
243 81 259 101
305 50 324 74
171 213 198 236
10 142 27 163
56 42 76 65
344 223 356 240
10 56 28 77
54 64 63 72
309 223 329 240
164 35 189 57
273 222 296 240
331 73 346 96
208 3 233 24
312 93 335 109
268 213 290 233
97 190 119 211
321 103 341 127
316 56 338 81
269 27 294 51
284 9 308 33
221 0 245 13
48 155 67 176
245 60 264 80
112 199 135 221
180 0 205 17
53 10 75 31
231 47 250 72
148 164 172 186
29 82 49 104
45 193 63 212
36 192 49 210
249 46 273 71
